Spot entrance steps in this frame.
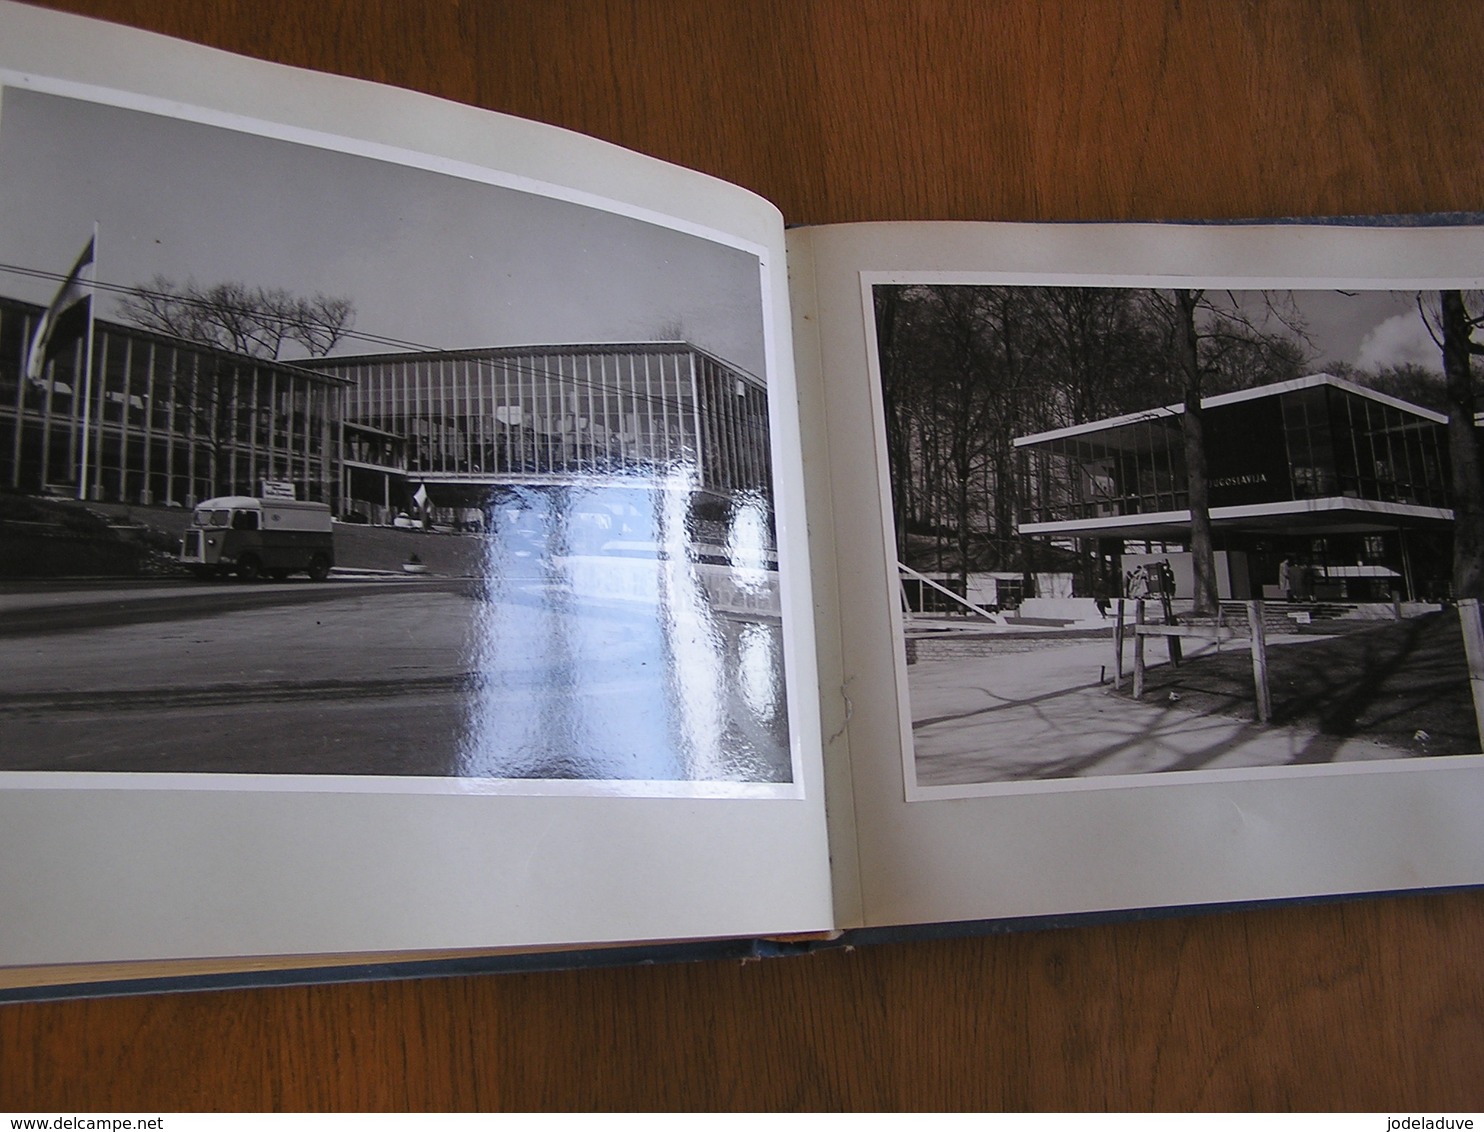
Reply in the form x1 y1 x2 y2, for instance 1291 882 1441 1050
1217 600 1356 632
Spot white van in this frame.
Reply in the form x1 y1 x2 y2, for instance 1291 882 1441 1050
179 496 335 581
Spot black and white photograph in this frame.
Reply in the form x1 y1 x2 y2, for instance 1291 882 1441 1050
872 279 1484 789
0 85 794 788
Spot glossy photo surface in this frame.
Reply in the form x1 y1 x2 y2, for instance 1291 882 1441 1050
0 86 792 786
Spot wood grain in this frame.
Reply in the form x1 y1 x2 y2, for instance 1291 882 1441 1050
6 0 1484 1111
4 895 1483 1110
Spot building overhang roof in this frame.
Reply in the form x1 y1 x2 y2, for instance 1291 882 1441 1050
1018 496 1455 541
341 458 407 474
305 341 766 389
342 421 405 441
1012 372 1447 451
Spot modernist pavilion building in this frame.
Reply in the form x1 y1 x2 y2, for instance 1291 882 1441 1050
308 343 772 524
2 295 772 523
1013 374 1458 603
2 296 345 508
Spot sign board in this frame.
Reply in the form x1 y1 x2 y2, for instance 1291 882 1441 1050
1206 396 1291 508
261 480 296 500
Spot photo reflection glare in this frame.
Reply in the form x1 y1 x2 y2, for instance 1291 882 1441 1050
457 477 792 782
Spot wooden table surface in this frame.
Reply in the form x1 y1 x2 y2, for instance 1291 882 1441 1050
5 0 1484 1111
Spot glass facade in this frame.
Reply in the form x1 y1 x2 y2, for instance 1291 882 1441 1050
1017 379 1451 527
2 297 346 507
4 296 769 522
1302 383 1449 507
309 344 772 509
1018 412 1187 526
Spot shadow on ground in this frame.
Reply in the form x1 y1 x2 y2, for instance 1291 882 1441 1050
1117 610 1478 759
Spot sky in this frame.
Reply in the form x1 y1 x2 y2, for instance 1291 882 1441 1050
1234 289 1445 376
0 88 1450 386
0 87 768 376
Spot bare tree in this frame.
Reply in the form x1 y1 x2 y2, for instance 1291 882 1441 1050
118 277 354 359
1433 291 1484 599
877 284 1308 611
1036 286 1174 425
650 317 685 342
1170 289 1218 616
1339 360 1448 413
878 285 1049 588
1152 289 1310 616
874 286 915 555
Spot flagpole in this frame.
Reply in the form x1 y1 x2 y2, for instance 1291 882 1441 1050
76 221 98 501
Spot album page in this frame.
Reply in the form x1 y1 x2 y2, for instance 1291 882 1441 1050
789 219 1484 930
0 2 833 986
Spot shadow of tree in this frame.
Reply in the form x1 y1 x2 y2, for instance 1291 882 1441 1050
910 612 1482 787
1120 611 1477 756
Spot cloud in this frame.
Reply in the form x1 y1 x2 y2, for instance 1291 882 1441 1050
1355 312 1442 373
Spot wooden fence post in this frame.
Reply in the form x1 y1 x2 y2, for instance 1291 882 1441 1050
1132 599 1146 700
1457 598 1484 750
1113 599 1125 689
1246 599 1271 724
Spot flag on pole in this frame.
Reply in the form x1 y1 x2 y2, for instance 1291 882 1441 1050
412 483 430 512
25 236 96 384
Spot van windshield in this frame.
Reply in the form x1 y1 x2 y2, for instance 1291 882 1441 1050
193 509 231 528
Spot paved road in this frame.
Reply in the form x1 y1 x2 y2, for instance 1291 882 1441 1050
908 635 1408 786
0 575 460 636
0 576 791 782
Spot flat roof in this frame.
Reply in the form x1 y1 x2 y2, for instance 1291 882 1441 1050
305 341 765 388
1012 372 1446 449
1017 495 1455 541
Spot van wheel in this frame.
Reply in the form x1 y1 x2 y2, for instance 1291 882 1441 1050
236 555 263 583
307 554 331 582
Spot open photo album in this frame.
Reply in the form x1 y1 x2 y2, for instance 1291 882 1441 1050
3 2 1482 998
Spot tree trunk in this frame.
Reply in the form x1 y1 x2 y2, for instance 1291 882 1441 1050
873 287 912 555
1175 289 1218 616
956 459 971 597
1442 290 1484 600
